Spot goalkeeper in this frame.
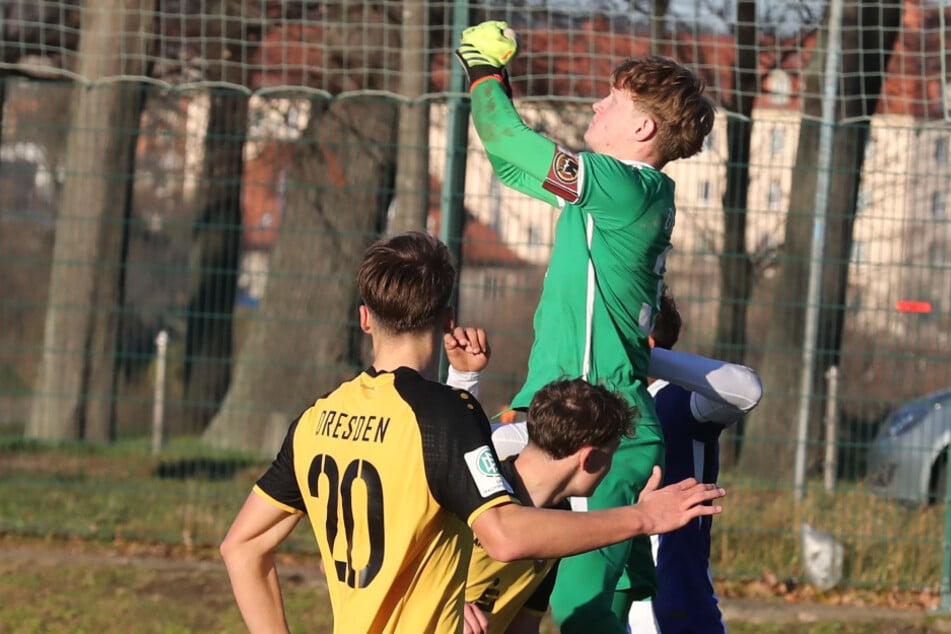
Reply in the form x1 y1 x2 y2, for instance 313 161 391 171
455 21 716 634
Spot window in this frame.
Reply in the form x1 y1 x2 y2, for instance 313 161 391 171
850 240 866 264
930 242 948 267
937 138 948 165
767 180 782 210
698 180 711 203
856 184 869 212
527 225 540 246
483 274 503 300
770 128 785 156
933 191 946 220
864 138 876 164
767 70 791 106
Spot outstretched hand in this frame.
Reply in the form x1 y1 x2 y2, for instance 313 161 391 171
635 466 726 535
444 326 491 373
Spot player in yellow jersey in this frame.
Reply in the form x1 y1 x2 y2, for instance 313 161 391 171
462 378 634 634
220 231 728 634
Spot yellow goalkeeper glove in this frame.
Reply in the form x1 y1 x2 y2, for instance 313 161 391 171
454 20 519 95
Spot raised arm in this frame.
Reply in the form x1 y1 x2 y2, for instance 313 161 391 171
444 326 490 398
470 79 560 188
455 21 561 205
484 144 561 206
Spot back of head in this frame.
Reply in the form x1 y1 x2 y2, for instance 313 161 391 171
611 56 716 164
527 379 636 458
357 231 455 334
651 285 682 350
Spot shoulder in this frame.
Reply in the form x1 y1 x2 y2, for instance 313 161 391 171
579 153 671 207
390 369 486 423
395 369 479 405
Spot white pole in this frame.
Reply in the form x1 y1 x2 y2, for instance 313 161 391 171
794 0 844 502
823 365 839 492
151 330 169 455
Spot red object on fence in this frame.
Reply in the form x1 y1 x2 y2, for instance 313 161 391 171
895 300 932 313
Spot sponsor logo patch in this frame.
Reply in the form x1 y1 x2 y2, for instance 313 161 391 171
464 445 508 497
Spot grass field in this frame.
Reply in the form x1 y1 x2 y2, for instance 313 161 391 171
1 433 950 633
1 433 944 590
1 534 948 634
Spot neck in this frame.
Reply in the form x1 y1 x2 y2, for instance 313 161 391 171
512 447 575 508
371 330 441 380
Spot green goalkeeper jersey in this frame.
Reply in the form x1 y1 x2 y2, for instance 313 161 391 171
468 80 674 416
510 150 674 412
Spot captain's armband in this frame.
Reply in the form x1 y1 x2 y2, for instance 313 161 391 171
542 147 581 203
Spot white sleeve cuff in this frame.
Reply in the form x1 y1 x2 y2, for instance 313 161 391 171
445 367 482 399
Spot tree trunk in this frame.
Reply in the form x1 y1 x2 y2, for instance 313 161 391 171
202 96 399 452
739 0 902 479
650 0 670 55
181 91 248 434
714 1 758 467
815 1 902 375
389 0 430 234
26 0 154 441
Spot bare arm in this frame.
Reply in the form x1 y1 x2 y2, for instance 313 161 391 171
470 467 724 562
220 492 303 634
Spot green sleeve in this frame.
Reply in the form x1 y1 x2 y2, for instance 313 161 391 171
485 151 559 206
471 78 560 206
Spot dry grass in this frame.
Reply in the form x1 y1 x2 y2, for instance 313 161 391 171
711 477 945 592
0 434 947 595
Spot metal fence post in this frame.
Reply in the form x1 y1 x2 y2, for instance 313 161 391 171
438 0 470 382
823 365 838 492
151 330 168 455
940 444 951 611
793 0 844 502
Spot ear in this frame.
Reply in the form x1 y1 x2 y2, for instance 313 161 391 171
632 114 657 142
579 446 612 474
359 304 372 334
577 446 599 474
648 335 656 349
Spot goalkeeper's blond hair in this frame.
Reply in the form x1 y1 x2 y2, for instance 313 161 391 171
611 56 716 164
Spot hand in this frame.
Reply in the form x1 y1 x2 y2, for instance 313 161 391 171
635 466 726 535
454 20 518 94
444 326 490 373
463 602 489 634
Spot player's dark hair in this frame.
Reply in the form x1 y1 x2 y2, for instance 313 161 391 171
651 285 682 350
527 379 636 459
357 231 455 334
611 56 716 163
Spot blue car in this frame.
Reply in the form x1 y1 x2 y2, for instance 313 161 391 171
866 389 951 505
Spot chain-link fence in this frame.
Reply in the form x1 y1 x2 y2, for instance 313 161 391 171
1 0 950 597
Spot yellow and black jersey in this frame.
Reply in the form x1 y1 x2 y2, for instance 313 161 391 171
254 366 516 634
465 458 562 631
